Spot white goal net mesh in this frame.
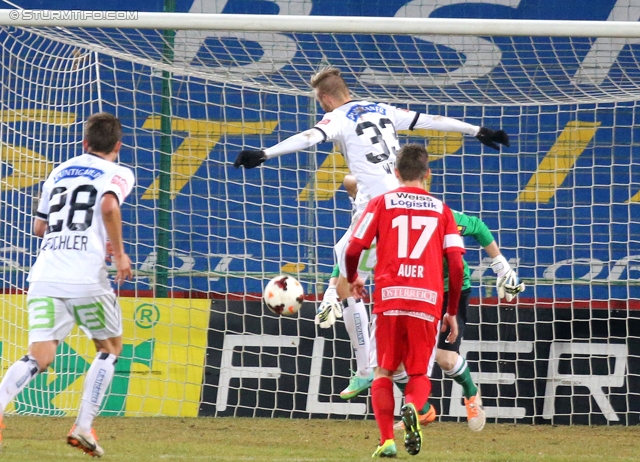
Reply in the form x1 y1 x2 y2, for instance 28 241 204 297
0 16 638 424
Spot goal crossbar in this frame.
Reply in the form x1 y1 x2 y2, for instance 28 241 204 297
2 11 640 37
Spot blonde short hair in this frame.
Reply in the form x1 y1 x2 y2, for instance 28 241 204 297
310 66 350 100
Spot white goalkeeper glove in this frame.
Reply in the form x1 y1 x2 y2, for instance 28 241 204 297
490 255 525 302
314 286 343 329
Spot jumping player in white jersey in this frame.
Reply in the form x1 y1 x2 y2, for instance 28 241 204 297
234 66 510 399
0 112 134 457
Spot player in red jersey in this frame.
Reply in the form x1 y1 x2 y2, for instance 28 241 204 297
345 143 464 458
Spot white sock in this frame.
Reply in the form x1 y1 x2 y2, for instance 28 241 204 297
393 370 408 385
443 354 466 378
342 297 371 378
0 355 40 412
76 352 117 432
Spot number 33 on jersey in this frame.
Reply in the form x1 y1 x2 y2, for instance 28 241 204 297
314 101 418 200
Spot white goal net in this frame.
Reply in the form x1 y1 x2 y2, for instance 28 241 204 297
0 10 638 424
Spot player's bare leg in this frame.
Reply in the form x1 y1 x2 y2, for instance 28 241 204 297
336 274 373 399
67 336 122 457
436 349 485 431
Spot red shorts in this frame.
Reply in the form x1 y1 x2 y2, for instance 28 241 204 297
374 312 438 376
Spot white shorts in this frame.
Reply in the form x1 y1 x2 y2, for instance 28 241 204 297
335 190 377 280
27 293 123 344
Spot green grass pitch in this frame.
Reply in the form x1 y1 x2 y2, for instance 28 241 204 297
0 416 637 461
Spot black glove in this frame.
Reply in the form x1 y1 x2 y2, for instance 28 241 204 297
234 150 267 169
475 127 510 150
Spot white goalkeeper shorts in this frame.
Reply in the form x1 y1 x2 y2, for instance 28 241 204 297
27 292 123 344
334 190 377 281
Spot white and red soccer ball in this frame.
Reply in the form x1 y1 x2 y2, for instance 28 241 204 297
263 275 304 316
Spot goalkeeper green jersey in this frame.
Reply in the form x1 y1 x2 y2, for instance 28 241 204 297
329 210 494 292
444 210 495 292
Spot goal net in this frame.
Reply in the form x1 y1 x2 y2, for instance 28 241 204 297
0 10 638 424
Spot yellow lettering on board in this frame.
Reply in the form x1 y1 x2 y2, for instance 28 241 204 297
519 121 600 203
141 117 278 200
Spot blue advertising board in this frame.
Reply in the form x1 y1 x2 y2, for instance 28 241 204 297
1 0 639 303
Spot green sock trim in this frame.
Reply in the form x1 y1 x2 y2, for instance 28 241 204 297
445 358 478 399
454 367 478 399
419 401 431 415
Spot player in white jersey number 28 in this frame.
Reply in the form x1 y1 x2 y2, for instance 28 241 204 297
234 67 510 399
0 113 135 457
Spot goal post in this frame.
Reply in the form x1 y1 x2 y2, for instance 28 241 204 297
0 11 639 424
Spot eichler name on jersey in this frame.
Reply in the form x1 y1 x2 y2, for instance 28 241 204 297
385 192 443 212
41 234 89 251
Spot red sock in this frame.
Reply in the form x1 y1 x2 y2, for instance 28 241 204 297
371 377 395 443
405 375 431 413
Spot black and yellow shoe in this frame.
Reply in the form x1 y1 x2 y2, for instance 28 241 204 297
401 403 422 456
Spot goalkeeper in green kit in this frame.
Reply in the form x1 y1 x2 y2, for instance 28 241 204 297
318 175 525 432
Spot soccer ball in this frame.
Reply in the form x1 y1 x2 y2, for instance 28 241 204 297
263 275 304 316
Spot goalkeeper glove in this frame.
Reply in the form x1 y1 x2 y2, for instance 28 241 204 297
490 254 525 302
314 286 343 329
476 127 510 150
234 150 267 169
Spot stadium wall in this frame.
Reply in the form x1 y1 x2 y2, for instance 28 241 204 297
202 299 639 425
2 295 636 423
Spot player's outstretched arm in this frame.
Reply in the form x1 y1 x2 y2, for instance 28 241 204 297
475 127 510 150
400 111 509 151
490 252 525 302
453 210 524 302
234 150 267 169
470 211 525 302
234 128 325 169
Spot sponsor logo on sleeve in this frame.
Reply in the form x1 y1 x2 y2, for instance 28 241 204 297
110 175 129 197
